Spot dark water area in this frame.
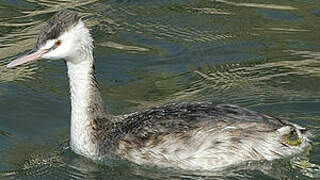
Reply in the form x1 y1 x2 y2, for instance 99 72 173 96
0 0 320 179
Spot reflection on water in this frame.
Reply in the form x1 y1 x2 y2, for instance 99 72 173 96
193 50 320 93
1 0 320 179
214 0 297 10
1 146 319 180
0 61 38 83
100 41 150 52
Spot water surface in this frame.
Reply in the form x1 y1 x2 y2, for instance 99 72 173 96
0 0 320 179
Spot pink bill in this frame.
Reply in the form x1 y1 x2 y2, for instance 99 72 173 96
7 49 48 68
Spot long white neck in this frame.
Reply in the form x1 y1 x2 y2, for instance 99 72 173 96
66 54 106 159
61 21 114 159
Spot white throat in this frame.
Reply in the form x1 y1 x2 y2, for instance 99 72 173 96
67 59 99 158
56 20 108 159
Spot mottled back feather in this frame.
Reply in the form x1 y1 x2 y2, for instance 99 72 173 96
91 102 304 158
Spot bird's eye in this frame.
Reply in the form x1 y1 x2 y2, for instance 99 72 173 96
55 40 62 47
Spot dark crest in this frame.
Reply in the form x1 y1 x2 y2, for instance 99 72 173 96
36 10 80 49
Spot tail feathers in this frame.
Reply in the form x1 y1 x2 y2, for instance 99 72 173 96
277 125 311 147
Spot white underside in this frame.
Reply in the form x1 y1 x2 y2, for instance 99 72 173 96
118 124 310 170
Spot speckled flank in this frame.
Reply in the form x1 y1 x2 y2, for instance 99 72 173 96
114 103 311 170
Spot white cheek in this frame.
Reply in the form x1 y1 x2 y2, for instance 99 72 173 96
38 21 91 61
40 40 55 50
42 52 54 59
59 39 75 56
42 39 75 60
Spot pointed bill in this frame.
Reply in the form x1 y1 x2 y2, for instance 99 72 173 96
6 49 48 68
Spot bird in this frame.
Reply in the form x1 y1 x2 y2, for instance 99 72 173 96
7 10 312 170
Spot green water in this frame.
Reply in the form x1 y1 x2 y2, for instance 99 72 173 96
0 0 320 179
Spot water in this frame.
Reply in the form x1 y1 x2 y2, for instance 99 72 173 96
0 0 320 179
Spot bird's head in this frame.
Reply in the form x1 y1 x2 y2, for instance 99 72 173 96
7 10 93 68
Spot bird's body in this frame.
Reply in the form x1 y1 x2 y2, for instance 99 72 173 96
87 102 310 170
7 10 312 170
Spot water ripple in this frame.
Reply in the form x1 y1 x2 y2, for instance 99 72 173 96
0 129 11 137
0 151 65 179
99 41 150 52
90 2 234 45
182 51 320 107
214 0 297 10
0 61 38 83
189 7 233 15
22 0 99 17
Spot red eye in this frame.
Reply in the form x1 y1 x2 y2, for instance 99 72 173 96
55 40 62 46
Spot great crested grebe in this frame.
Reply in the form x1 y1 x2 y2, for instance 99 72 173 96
7 10 311 170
